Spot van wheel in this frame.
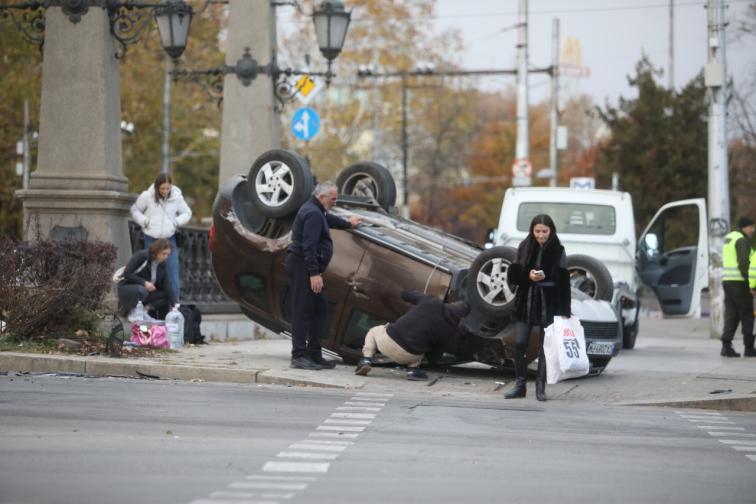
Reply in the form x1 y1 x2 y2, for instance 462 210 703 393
336 162 397 211
567 254 614 302
467 246 518 317
248 149 314 218
622 317 639 349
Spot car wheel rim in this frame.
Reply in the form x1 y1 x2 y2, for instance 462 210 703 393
476 257 514 307
570 269 596 298
344 173 379 201
255 161 295 208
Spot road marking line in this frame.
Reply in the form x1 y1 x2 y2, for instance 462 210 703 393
706 432 755 437
191 499 278 504
324 419 372 425
353 392 393 396
680 416 725 420
331 412 376 419
684 419 734 423
277 451 339 460
336 406 381 411
719 439 756 445
262 461 329 473
730 446 756 451
697 426 746 430
342 401 385 407
316 425 365 432
297 439 353 445
308 431 359 439
229 482 308 490
348 397 389 402
746 454 756 461
289 443 348 452
211 491 295 499
679 412 722 416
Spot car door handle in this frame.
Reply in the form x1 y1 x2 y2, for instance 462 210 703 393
347 278 361 289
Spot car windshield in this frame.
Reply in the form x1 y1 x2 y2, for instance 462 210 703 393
517 202 616 235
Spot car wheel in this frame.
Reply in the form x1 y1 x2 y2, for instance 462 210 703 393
622 317 639 349
248 149 314 218
567 254 614 302
467 246 517 317
336 162 397 211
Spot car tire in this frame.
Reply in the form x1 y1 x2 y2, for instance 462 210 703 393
467 246 518 317
566 254 614 302
248 149 314 218
336 162 397 211
622 317 639 349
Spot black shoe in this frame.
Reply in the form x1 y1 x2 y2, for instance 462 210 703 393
406 368 428 381
290 356 323 370
743 347 756 357
721 346 741 358
311 356 337 369
504 379 526 399
355 358 372 376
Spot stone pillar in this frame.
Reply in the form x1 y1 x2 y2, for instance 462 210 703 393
15 7 133 267
218 0 281 187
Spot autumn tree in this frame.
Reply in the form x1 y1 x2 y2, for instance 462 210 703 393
595 57 708 233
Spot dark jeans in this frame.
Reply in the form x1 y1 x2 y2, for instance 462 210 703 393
722 282 754 348
117 284 170 319
286 253 326 360
513 321 546 381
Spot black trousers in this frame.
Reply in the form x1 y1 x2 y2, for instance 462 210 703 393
513 321 546 381
286 253 326 360
722 282 754 348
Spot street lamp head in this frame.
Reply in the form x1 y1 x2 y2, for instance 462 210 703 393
312 0 351 62
155 0 193 61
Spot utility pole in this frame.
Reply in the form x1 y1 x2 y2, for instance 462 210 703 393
22 99 31 190
706 0 729 339
162 55 171 175
668 0 674 89
549 18 559 187
514 0 530 186
401 74 409 219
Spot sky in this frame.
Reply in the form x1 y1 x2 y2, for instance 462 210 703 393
431 0 754 105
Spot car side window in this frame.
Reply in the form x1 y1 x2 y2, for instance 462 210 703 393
342 309 388 351
237 273 270 312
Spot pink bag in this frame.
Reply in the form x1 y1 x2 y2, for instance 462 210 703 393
130 324 169 349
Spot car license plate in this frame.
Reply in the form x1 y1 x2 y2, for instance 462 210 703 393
588 341 615 355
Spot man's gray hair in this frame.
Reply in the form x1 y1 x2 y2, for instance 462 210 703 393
313 181 338 197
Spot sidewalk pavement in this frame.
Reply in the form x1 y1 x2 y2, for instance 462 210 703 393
1 317 755 411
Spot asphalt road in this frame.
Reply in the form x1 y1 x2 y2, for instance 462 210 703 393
1 375 755 504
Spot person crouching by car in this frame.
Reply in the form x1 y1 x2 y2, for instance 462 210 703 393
117 239 176 320
355 289 470 380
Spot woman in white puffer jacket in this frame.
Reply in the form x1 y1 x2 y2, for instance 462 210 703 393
130 174 192 302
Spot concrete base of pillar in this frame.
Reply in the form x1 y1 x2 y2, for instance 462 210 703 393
201 314 283 342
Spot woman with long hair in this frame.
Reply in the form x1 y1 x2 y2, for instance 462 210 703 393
504 214 571 401
116 238 177 320
130 173 192 302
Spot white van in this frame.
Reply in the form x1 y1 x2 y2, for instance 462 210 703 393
492 187 708 348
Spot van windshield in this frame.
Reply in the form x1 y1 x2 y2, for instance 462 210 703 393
517 202 616 235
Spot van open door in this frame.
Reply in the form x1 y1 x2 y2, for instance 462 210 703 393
637 198 708 317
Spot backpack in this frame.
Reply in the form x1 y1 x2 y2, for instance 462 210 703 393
178 304 205 344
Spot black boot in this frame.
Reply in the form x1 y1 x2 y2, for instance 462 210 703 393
505 352 527 399
536 351 547 402
721 345 741 357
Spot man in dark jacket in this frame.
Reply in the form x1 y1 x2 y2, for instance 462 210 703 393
721 216 755 357
286 182 361 370
355 289 470 380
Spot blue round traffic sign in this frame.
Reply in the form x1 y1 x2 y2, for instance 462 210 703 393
291 107 320 141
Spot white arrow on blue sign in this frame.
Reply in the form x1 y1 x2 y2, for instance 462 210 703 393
291 107 320 141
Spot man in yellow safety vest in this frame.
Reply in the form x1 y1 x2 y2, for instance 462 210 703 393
721 217 755 357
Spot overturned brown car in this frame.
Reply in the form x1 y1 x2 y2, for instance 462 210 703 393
210 150 621 372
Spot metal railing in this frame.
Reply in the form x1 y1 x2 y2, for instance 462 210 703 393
127 221 239 314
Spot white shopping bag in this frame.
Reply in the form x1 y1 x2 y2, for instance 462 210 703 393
543 316 590 384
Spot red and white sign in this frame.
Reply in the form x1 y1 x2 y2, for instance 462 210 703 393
512 158 532 177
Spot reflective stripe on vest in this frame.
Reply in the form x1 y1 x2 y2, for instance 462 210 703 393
750 249 756 289
722 230 746 282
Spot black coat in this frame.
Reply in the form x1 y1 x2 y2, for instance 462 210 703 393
121 249 176 304
507 240 571 325
287 197 351 276
386 289 465 363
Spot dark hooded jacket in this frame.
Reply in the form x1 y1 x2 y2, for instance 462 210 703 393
386 289 468 364
507 239 571 325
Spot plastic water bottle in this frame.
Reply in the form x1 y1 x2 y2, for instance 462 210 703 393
129 300 145 323
165 305 184 349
